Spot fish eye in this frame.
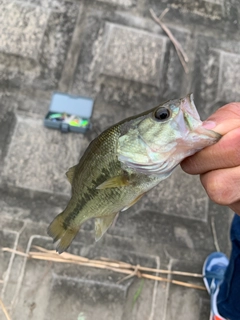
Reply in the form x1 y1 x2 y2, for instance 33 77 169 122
154 107 171 121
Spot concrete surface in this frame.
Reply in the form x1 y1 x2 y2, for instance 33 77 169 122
0 0 239 319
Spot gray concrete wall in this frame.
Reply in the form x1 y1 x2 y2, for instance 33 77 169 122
0 0 239 319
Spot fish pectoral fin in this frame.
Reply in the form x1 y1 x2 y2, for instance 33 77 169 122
96 175 130 189
66 165 77 184
121 193 146 212
95 213 118 241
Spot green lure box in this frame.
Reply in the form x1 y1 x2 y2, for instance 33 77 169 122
44 92 94 133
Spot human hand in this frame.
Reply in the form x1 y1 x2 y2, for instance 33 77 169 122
181 103 240 215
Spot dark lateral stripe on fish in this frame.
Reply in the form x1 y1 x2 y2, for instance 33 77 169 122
47 213 80 252
62 165 123 228
61 204 83 227
62 220 69 231
61 188 98 227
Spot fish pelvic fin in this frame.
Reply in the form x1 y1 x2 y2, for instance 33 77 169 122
47 213 79 254
95 212 118 241
66 165 77 184
96 175 130 189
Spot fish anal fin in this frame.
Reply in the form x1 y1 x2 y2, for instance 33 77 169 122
47 213 79 254
96 175 130 190
66 165 77 184
121 193 146 212
95 212 118 241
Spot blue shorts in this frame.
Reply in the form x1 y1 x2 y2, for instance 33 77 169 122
217 214 240 319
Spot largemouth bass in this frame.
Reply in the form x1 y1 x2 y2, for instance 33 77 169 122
48 94 221 253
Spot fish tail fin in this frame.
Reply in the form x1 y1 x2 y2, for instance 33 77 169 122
47 211 80 254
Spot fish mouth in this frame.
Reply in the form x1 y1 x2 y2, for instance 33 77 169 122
180 93 200 124
180 93 221 142
194 126 222 141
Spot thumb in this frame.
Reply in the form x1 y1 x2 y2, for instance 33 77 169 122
202 103 240 135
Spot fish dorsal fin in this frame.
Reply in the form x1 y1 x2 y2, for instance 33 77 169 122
95 213 118 241
66 165 77 184
96 175 130 189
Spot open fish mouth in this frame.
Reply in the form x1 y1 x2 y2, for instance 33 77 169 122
180 93 200 123
181 93 221 141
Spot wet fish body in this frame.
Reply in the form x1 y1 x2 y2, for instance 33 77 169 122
48 94 221 253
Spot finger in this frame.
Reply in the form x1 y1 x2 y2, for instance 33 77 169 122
181 128 240 174
202 102 240 135
200 166 240 206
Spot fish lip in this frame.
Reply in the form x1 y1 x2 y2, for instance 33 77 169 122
194 126 222 141
180 93 200 121
180 93 222 142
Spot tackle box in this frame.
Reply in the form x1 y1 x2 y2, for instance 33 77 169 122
44 92 94 133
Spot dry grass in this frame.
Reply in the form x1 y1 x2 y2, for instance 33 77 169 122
150 8 189 74
211 216 221 252
0 297 11 320
2 246 205 291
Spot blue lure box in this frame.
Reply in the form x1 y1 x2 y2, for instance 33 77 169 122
44 92 94 133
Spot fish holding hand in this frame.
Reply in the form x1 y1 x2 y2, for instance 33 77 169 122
48 94 221 253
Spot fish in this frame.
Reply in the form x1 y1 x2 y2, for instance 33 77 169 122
48 93 221 253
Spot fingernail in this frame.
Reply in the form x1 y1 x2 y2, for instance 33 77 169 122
202 120 216 129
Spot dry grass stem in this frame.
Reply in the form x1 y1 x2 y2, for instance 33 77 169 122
2 248 29 257
211 217 220 252
159 8 169 21
0 297 11 320
2 247 205 291
142 274 205 290
135 265 202 278
149 8 189 73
